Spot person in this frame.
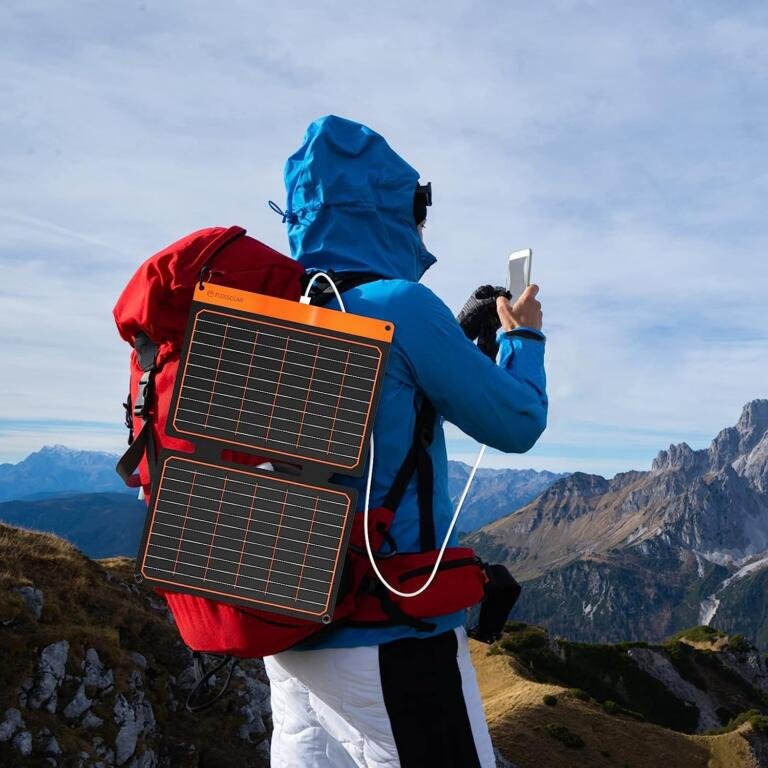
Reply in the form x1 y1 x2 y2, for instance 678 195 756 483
264 115 548 768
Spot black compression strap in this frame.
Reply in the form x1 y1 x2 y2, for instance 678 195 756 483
116 423 149 483
382 400 435 511
115 421 159 487
373 583 436 633
415 434 436 551
382 399 436 551
116 331 160 489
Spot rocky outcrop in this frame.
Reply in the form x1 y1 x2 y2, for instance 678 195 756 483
15 584 44 619
3 624 272 768
652 442 710 475
0 708 25 742
24 639 70 712
627 647 720 732
652 400 768 481
719 645 768 695
0 526 274 768
710 400 768 472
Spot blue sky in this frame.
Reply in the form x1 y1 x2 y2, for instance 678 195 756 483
1 1 766 475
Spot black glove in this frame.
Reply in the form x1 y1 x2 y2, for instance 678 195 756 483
457 285 510 360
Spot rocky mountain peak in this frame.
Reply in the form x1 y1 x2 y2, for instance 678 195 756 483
736 399 768 436
651 442 708 474
650 401 768 480
709 399 768 476
543 471 609 499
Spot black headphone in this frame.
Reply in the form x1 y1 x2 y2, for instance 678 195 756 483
413 182 432 225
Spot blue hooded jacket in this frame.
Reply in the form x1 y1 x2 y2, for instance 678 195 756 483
282 115 548 648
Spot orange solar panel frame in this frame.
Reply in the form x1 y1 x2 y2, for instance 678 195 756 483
136 284 394 622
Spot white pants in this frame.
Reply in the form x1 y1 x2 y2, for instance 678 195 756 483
264 628 495 768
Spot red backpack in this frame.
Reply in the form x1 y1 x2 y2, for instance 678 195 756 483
114 227 509 675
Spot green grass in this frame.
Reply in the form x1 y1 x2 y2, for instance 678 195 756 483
666 626 726 645
727 635 752 653
707 709 768 735
565 688 591 702
544 723 584 748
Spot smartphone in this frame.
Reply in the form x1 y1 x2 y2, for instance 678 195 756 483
507 249 532 301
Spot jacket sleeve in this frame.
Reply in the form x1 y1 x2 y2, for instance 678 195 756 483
395 282 548 453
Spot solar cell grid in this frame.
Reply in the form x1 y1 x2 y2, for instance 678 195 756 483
139 285 391 619
171 309 383 471
140 456 354 618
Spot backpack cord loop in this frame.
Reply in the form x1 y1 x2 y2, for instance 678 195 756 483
185 652 239 713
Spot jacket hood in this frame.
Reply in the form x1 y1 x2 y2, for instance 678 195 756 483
283 115 436 282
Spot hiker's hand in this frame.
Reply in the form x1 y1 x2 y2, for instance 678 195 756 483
497 284 543 332
458 285 509 340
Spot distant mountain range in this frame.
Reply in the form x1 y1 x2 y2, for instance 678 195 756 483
0 445 563 559
448 463 568 532
466 399 768 648
0 445 132 501
0 493 146 559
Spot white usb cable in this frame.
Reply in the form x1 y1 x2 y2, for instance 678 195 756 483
300 272 484 598
299 271 346 310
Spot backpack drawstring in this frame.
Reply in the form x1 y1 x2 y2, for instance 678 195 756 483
268 200 299 224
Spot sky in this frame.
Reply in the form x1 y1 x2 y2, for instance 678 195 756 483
0 0 766 476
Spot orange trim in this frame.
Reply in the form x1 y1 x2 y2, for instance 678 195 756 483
172 309 383 470
140 455 353 618
195 283 394 343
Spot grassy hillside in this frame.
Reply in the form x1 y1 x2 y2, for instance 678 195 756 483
474 622 768 768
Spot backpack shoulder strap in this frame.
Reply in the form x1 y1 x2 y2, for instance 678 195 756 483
307 271 438 552
382 398 436 550
305 271 384 307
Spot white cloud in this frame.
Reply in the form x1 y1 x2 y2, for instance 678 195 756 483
1 1 766 472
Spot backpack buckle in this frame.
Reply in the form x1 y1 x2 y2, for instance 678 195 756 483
133 370 155 419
